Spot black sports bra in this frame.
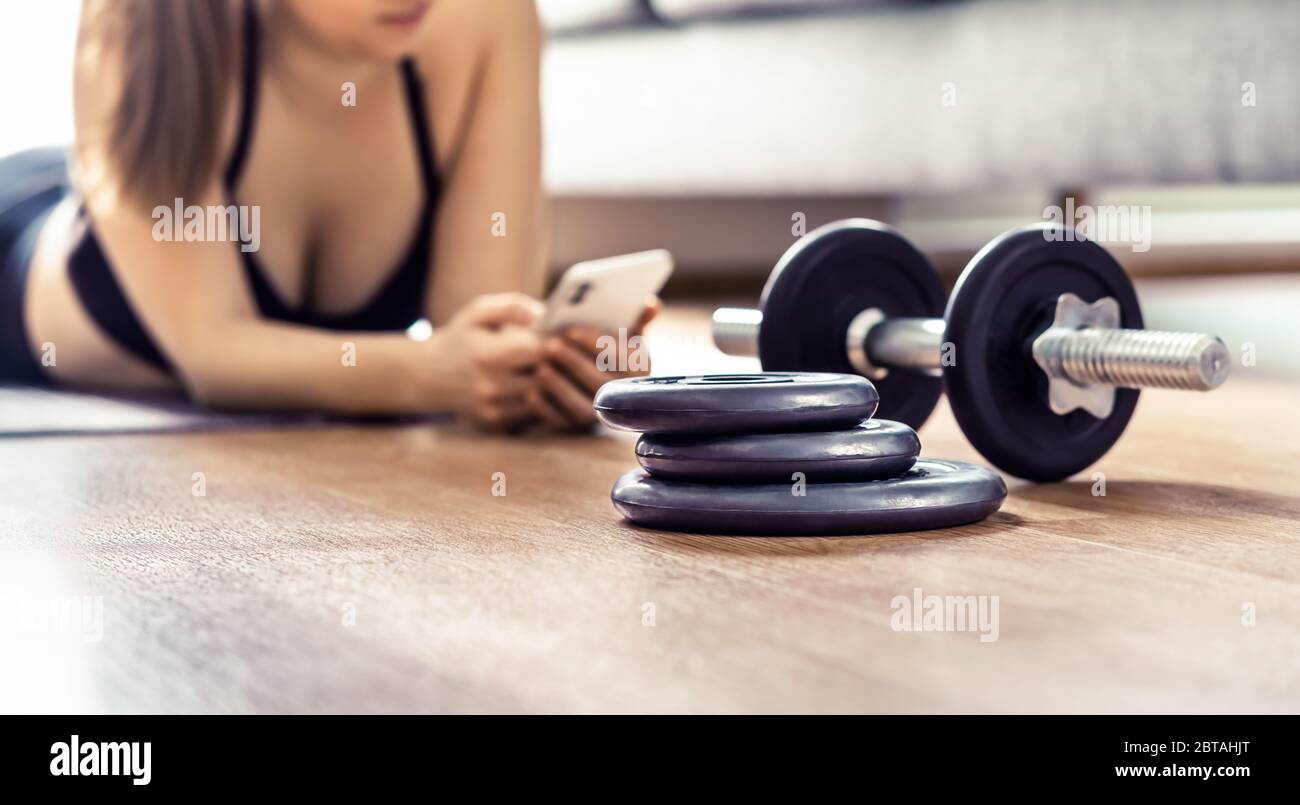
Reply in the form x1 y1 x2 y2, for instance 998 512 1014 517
67 0 441 371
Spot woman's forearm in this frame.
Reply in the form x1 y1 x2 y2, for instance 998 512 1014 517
178 320 439 415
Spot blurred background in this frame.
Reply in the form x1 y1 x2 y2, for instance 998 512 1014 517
4 0 1299 374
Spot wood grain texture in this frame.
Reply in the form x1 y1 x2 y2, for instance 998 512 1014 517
1 306 1298 714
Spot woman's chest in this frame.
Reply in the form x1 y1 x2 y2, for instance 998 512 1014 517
231 77 429 315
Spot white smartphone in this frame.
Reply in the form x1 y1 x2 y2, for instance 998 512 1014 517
537 249 673 334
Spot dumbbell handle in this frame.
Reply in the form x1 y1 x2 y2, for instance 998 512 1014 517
711 307 764 357
862 315 945 375
713 307 942 374
711 307 1229 392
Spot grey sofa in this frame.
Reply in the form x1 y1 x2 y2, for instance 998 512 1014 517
541 0 1300 272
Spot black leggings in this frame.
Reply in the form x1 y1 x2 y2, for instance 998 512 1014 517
0 147 69 385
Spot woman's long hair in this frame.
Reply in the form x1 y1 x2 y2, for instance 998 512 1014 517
83 0 239 206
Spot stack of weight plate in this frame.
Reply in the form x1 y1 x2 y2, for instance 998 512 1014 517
593 373 1006 536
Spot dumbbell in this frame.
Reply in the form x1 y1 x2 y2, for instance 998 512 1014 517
711 219 1230 481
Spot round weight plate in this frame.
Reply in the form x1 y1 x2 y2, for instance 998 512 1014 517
610 459 1007 535
636 419 920 482
756 219 947 430
593 372 877 435
943 225 1142 481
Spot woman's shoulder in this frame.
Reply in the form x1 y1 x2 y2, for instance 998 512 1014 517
408 0 541 166
426 0 541 47
416 0 540 73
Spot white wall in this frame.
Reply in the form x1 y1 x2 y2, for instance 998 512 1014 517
0 1 78 157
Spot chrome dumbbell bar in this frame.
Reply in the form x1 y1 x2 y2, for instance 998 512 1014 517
713 294 1229 420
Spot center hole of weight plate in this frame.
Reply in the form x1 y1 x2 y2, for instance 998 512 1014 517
695 375 788 384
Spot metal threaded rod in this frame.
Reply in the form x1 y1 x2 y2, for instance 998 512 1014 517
1037 328 1230 391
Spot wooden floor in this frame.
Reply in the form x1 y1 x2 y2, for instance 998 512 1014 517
2 306 1299 714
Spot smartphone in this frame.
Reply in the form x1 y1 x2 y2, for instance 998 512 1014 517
538 249 673 334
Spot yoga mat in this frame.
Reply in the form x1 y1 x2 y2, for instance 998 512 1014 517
0 386 327 438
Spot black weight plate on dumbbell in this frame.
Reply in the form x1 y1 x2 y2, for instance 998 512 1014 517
943 225 1142 481
611 459 1007 535
635 419 920 482
593 372 877 435
756 219 947 430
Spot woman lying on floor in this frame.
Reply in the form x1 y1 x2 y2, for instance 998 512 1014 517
0 0 654 430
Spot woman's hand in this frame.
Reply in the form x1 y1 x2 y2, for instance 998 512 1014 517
528 297 662 430
426 293 545 430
